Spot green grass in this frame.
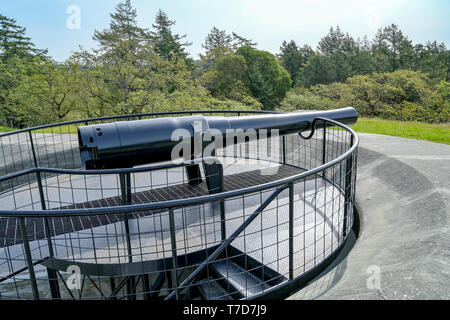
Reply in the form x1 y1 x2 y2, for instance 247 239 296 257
33 124 79 134
0 124 79 134
352 117 450 145
0 125 15 133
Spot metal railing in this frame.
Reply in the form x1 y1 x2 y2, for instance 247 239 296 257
0 111 358 300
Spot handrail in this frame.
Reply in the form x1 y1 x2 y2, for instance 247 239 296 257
0 117 358 218
0 110 279 138
0 257 49 283
0 156 221 182
165 185 288 300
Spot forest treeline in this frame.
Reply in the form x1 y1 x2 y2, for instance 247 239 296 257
276 25 449 122
0 0 448 129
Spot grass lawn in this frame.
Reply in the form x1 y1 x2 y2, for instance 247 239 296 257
33 124 80 134
0 124 80 134
352 117 450 145
0 125 15 132
1 117 449 145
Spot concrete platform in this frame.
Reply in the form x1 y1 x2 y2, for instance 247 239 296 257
288 133 450 300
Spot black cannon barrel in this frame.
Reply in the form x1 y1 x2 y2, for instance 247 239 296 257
78 107 358 169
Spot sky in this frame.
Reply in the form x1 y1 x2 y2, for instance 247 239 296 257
1 0 449 62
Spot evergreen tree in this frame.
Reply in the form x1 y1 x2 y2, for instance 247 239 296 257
231 32 257 50
202 27 233 56
317 26 359 82
299 55 335 87
351 36 374 75
372 24 413 72
419 41 449 82
92 0 150 56
150 9 192 61
318 26 349 55
278 40 312 86
202 27 256 56
73 0 208 116
0 13 46 61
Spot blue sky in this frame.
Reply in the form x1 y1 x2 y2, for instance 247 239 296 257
1 0 449 62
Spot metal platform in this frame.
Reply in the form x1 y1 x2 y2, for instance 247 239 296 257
0 111 358 300
0 159 345 298
0 163 305 248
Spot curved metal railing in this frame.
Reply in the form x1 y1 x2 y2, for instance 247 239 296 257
0 111 358 300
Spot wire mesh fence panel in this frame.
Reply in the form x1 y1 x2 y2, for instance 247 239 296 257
0 111 358 300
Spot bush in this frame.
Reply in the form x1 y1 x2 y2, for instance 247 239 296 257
277 91 338 112
279 70 450 123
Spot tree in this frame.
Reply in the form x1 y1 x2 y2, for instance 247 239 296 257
350 36 374 76
278 40 304 86
198 51 262 108
317 26 359 82
198 28 257 92
75 1 168 114
295 26 373 87
6 58 79 127
416 41 450 82
92 0 151 61
372 24 413 72
0 14 46 61
436 80 450 101
150 9 192 62
75 0 155 114
318 26 350 55
202 27 233 56
237 46 292 109
202 27 256 57
278 69 449 123
73 1 226 116
0 55 30 126
231 32 257 50
298 54 334 87
200 53 245 94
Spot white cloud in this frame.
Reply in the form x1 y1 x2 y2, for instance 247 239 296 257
237 0 406 29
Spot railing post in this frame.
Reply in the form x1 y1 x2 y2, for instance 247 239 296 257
168 208 179 299
322 120 327 166
288 183 294 280
35 171 60 299
321 120 328 179
119 172 135 299
110 278 117 301
282 136 286 165
19 217 39 300
343 135 354 238
28 130 38 168
220 200 226 241
119 173 133 261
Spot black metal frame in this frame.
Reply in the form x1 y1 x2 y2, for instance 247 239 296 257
0 111 358 300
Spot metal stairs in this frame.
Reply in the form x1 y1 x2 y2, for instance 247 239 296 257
192 246 286 300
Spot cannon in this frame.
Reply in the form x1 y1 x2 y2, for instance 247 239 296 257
78 107 358 170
